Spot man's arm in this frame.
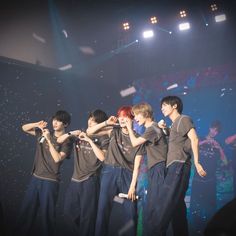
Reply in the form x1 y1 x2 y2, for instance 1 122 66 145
128 154 142 201
57 130 81 144
126 118 146 147
43 129 69 163
188 128 207 177
79 132 106 161
22 120 47 135
86 116 117 136
225 134 236 145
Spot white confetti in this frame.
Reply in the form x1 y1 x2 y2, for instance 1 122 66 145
113 196 124 204
79 46 95 55
58 64 72 71
62 29 68 38
32 33 46 43
166 83 178 90
120 86 136 97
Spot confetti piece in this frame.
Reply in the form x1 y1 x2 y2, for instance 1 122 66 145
58 64 72 71
113 196 124 204
32 33 46 43
62 29 68 38
166 83 178 90
79 46 95 55
120 86 136 97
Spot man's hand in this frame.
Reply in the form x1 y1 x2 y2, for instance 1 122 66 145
107 116 118 125
42 129 50 141
195 162 207 177
79 132 90 142
37 120 48 130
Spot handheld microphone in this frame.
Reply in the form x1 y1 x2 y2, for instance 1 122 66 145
159 119 169 136
39 136 46 143
118 193 139 200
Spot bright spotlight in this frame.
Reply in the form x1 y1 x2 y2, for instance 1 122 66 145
178 22 190 31
150 16 157 24
135 39 139 42
123 22 130 31
180 10 187 18
210 4 218 11
143 30 154 38
215 14 226 22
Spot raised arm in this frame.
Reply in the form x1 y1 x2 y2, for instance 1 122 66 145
79 132 106 161
225 134 236 145
126 118 146 147
188 128 207 177
57 130 81 144
22 120 47 135
43 129 69 163
128 154 142 201
86 116 117 136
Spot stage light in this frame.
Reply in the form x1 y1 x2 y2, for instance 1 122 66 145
180 10 187 18
210 4 218 11
215 14 226 22
178 22 190 31
142 30 154 39
150 16 157 24
123 22 130 31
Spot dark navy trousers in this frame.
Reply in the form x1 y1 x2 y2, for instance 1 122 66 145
144 161 166 236
147 161 191 236
63 175 100 236
95 165 137 236
14 175 59 236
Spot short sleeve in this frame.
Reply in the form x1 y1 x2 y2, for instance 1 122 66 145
178 116 195 136
60 139 73 159
142 124 162 143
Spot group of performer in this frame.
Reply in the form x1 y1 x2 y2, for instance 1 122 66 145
12 95 235 236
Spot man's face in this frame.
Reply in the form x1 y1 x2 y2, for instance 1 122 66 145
134 113 146 126
118 115 129 128
209 127 219 138
52 119 65 131
161 103 175 117
88 117 98 128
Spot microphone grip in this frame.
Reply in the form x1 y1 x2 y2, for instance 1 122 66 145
118 193 139 200
39 136 46 143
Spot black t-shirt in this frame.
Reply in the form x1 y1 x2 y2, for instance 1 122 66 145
104 127 145 171
167 115 194 167
32 129 73 182
72 134 109 181
141 122 168 169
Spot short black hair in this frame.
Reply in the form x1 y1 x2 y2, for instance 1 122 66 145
161 96 183 114
88 109 108 124
52 110 71 126
210 120 222 133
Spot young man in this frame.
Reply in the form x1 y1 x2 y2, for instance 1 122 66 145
14 110 72 236
151 96 206 236
57 110 109 236
125 102 168 235
87 106 144 236
190 121 227 235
